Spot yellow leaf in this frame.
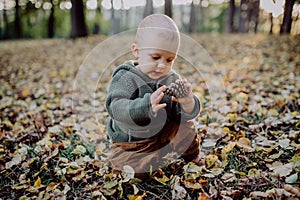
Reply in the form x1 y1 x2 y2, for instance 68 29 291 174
227 113 237 121
235 171 246 176
34 177 41 188
205 155 219 168
72 145 86 155
27 110 35 116
46 182 58 191
267 108 278 116
222 127 231 133
235 92 248 103
296 120 300 128
291 111 299 117
222 141 236 154
128 192 146 200
221 142 236 165
289 154 300 166
21 88 32 97
183 180 202 189
248 168 261 178
183 162 203 180
236 137 253 152
153 169 170 185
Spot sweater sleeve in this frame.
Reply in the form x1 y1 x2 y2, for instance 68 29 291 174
181 95 201 120
106 70 152 126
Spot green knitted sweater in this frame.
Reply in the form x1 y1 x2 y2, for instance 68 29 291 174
105 60 201 142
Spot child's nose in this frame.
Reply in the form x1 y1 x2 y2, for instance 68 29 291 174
157 61 166 68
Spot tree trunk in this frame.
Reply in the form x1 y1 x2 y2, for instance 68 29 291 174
70 0 88 38
125 8 129 30
94 0 102 34
198 0 205 32
14 0 22 38
48 0 55 38
164 0 172 18
253 0 259 33
111 0 120 34
144 0 153 17
188 1 196 33
280 0 295 34
269 13 273 34
238 0 260 33
227 0 235 33
3 5 10 39
111 0 115 34
97 0 102 14
179 5 186 31
238 0 249 33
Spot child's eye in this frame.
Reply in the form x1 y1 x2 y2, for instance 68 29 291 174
167 58 174 63
152 56 160 60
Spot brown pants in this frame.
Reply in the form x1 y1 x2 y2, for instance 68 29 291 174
108 120 200 175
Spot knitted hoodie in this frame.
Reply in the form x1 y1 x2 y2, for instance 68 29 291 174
105 60 201 142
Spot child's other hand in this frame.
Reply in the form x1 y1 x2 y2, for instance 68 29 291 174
171 79 194 105
150 85 167 113
171 80 195 114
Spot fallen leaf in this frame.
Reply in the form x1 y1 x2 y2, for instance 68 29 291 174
248 168 261 179
285 172 298 184
201 139 217 148
268 150 284 160
34 177 41 188
250 191 268 198
128 192 146 200
222 141 236 153
63 184 71 194
221 173 237 183
171 178 187 200
5 154 22 169
205 155 220 169
278 138 290 149
284 184 300 198
21 88 32 98
72 145 86 155
183 180 202 189
103 180 118 189
121 165 135 183
236 137 253 152
269 163 294 177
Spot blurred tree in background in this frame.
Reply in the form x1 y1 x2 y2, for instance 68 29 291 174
281 0 296 34
70 0 88 37
0 0 299 40
47 0 55 38
165 0 172 18
144 0 153 17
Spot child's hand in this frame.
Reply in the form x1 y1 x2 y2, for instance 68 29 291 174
171 80 195 114
150 85 167 113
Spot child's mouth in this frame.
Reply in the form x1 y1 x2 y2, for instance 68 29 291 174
152 71 164 75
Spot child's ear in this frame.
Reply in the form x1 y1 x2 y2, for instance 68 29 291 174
131 43 139 58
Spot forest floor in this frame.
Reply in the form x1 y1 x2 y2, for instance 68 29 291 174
0 34 299 199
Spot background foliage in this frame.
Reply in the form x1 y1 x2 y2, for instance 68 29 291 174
0 0 300 39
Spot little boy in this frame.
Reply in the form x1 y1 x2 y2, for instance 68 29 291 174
106 14 203 176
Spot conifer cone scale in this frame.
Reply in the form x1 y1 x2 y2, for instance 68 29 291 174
165 79 189 98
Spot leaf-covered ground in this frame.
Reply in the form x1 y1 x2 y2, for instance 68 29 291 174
0 34 299 199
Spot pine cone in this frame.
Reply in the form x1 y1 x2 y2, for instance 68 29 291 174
165 79 189 98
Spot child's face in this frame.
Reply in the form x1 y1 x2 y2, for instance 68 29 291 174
132 32 179 80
